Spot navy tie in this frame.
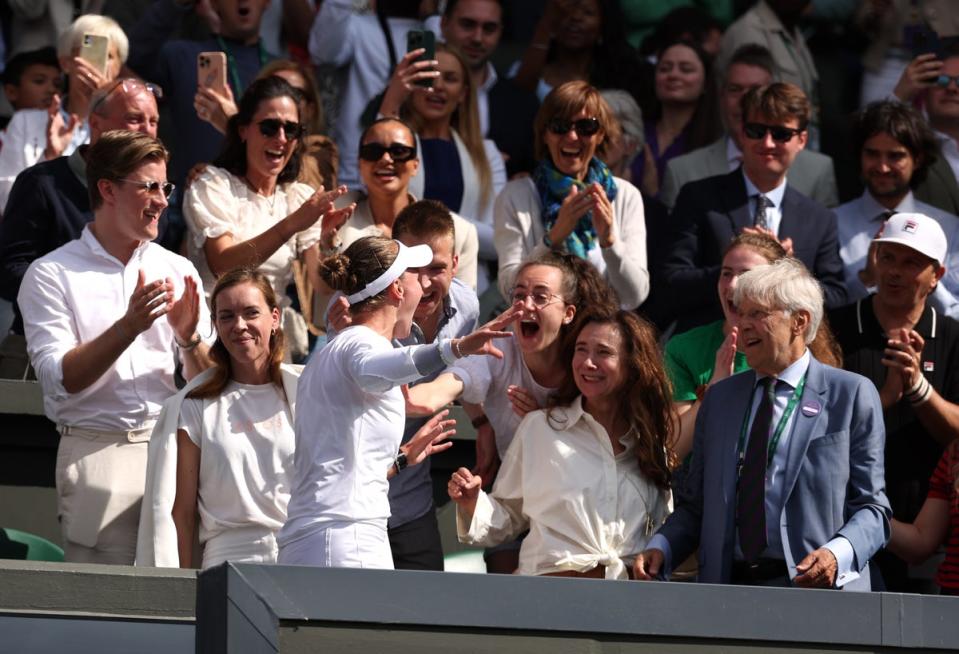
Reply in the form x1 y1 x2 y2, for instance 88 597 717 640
754 195 772 230
738 378 777 563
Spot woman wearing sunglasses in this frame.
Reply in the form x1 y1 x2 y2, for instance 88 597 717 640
378 43 505 296
494 80 649 310
184 76 354 359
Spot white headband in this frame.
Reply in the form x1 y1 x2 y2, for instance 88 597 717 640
346 240 433 304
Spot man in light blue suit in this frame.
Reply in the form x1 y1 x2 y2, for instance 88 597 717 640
636 258 891 590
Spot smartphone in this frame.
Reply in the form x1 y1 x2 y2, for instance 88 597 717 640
903 24 943 59
197 51 228 93
79 33 109 76
406 30 436 88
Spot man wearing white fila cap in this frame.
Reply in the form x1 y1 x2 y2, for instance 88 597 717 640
830 212 959 592
279 236 522 568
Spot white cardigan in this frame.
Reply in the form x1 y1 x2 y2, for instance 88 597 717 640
135 364 301 567
493 176 650 310
408 129 506 295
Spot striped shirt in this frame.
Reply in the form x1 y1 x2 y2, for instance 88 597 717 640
928 443 959 591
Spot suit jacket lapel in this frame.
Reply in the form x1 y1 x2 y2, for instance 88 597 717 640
777 186 799 240
705 139 728 174
724 169 752 234
720 372 755 513
781 356 826 502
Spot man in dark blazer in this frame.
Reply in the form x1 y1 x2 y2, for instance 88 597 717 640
663 82 846 330
440 0 539 177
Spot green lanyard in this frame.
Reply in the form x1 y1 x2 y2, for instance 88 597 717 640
216 36 269 99
737 374 807 474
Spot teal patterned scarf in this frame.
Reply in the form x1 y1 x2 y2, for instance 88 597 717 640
533 157 618 259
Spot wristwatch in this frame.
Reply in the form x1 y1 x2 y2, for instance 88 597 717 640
393 451 408 475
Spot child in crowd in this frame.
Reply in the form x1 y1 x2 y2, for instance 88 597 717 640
1 47 61 128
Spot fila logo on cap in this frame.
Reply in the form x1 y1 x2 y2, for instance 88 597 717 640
902 219 918 234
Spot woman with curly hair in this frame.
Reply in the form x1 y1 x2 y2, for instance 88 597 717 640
448 308 676 579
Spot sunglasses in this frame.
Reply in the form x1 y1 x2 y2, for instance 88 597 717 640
358 142 417 163
743 122 804 143
257 118 303 139
118 178 176 198
547 117 601 136
90 78 164 115
934 74 959 89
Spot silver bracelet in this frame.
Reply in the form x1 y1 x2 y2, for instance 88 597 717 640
175 332 202 351
453 338 464 359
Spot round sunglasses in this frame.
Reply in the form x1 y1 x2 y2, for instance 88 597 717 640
547 117 601 136
117 178 176 199
358 142 417 163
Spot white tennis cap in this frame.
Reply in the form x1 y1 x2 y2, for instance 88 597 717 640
874 212 948 266
346 240 433 304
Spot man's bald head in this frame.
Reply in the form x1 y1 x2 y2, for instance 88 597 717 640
88 79 160 142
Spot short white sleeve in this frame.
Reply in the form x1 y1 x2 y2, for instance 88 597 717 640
183 167 238 247
178 397 205 447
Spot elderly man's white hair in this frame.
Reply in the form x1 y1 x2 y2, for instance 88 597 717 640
733 257 823 341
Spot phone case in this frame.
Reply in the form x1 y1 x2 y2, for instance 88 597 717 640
406 30 436 88
79 33 109 76
197 52 228 92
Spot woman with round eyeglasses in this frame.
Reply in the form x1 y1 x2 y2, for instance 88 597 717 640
405 251 617 572
494 80 649 310
184 76 355 359
449 308 675 579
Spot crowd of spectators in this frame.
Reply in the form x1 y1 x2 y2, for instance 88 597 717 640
0 0 958 598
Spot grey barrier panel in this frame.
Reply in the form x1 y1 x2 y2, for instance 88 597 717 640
197 563 959 654
0 560 198 653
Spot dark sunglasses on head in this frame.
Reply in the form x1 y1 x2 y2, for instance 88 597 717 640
358 142 417 163
257 118 303 139
118 178 176 198
934 74 959 89
743 122 804 143
547 117 601 136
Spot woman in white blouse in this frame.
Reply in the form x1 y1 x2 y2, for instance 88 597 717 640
448 309 676 579
183 76 354 357
168 268 299 569
277 236 522 569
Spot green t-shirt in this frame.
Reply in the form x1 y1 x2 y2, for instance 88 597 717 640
664 320 750 402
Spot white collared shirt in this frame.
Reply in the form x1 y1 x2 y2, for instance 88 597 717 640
19 225 212 431
457 397 672 580
476 61 498 137
934 130 959 182
742 170 787 236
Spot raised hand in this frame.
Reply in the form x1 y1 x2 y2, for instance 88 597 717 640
118 269 174 338
167 276 201 344
287 185 350 233
708 326 738 386
454 301 525 359
44 94 80 161
549 185 593 245
404 409 456 467
378 49 440 117
447 466 482 518
588 183 615 247
194 84 237 134
893 53 943 102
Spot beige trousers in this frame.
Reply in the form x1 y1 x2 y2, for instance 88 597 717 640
55 424 152 565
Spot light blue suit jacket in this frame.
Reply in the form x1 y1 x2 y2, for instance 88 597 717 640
657 356 891 591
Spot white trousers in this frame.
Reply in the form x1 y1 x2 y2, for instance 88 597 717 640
277 521 393 569
55 425 152 565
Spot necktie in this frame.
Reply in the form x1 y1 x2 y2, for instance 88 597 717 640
738 377 777 563
874 210 895 238
754 195 772 230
